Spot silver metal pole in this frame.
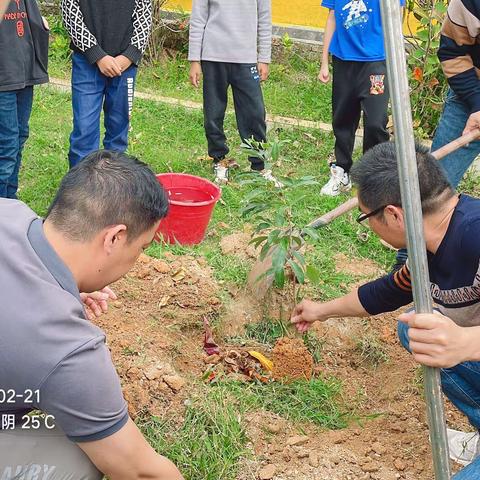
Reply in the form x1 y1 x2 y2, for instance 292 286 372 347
379 0 451 477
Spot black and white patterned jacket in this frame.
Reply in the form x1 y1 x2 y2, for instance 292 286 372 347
61 0 152 65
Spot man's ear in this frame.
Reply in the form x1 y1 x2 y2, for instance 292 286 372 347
385 205 404 226
103 225 128 255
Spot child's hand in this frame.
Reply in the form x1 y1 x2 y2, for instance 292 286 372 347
318 63 330 83
115 55 133 73
258 62 269 81
97 56 122 78
189 62 202 87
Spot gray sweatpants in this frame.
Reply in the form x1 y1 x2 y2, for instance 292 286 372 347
0 425 102 480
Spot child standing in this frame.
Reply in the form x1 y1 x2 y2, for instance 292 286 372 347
188 0 281 186
61 0 152 168
319 0 403 196
0 0 49 198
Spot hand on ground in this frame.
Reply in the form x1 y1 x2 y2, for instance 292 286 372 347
97 56 122 77
291 299 325 333
318 63 330 83
399 311 474 368
115 55 133 73
81 287 118 321
463 111 480 136
258 62 269 81
189 62 202 87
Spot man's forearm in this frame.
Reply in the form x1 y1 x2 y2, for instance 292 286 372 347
321 289 369 320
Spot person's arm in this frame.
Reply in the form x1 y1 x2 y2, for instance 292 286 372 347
0 0 8 18
118 0 153 69
78 418 184 480
257 0 272 81
188 0 208 87
291 289 368 332
291 264 414 332
438 0 480 133
399 311 480 368
318 8 335 83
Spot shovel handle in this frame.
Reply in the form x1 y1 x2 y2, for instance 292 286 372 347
304 129 480 232
307 197 359 229
431 129 480 160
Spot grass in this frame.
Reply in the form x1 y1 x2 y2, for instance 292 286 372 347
140 389 249 480
140 378 346 480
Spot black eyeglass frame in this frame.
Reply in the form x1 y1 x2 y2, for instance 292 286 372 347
356 204 389 224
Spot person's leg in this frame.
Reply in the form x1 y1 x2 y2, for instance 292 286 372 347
7 86 34 199
0 424 102 480
201 61 230 161
359 61 390 154
0 90 19 198
432 88 480 189
331 56 361 173
230 64 267 171
68 53 105 168
103 64 138 152
398 320 480 430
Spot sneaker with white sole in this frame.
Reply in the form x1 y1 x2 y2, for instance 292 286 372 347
213 160 229 185
320 164 351 196
447 428 480 466
259 169 284 188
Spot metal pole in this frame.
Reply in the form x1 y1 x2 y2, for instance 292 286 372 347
379 0 451 477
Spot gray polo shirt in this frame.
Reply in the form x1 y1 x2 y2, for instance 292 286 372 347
188 0 272 64
0 200 128 442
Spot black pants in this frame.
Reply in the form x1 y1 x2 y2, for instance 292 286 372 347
202 61 266 171
332 56 390 173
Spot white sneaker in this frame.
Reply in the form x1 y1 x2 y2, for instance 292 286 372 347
259 169 284 188
447 428 480 466
213 161 229 185
320 164 351 196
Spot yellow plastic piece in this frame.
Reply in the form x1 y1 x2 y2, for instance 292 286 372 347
248 351 274 371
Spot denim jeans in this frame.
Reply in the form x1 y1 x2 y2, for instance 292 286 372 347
0 87 34 199
432 88 480 189
398 321 480 478
68 53 137 168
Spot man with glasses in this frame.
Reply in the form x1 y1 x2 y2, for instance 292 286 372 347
291 141 480 476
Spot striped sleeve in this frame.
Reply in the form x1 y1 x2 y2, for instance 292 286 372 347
357 264 413 315
123 0 153 65
438 0 480 113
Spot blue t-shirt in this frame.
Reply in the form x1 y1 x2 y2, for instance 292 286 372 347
321 0 404 62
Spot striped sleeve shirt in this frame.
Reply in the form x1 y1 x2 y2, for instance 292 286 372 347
357 195 480 327
438 0 480 113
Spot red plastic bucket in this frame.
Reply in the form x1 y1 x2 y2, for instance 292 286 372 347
155 173 221 245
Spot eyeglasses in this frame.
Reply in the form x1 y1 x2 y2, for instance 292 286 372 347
356 204 388 224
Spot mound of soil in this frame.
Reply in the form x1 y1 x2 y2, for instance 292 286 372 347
272 337 314 381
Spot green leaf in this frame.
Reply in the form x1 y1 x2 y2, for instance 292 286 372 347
292 249 306 265
249 235 268 247
288 259 305 284
302 227 320 241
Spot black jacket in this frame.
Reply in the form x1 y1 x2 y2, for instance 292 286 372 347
61 0 152 66
0 0 49 91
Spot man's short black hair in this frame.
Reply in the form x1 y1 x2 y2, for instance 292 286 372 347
46 150 169 242
350 142 454 215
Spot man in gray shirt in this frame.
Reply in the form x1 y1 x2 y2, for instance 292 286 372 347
188 0 282 187
0 150 183 480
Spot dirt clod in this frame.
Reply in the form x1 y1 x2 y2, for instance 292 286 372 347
163 374 186 392
272 337 313 381
286 435 310 446
258 464 276 479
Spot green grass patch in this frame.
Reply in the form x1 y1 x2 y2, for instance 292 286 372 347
140 388 249 480
222 378 347 430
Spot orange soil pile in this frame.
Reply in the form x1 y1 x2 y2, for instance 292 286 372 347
272 337 313 381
